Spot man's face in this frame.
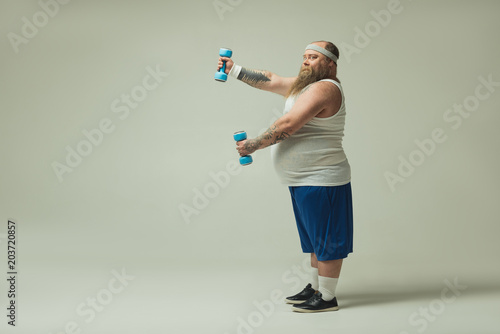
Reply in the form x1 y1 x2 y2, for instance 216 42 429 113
301 50 327 73
298 49 332 83
285 50 331 97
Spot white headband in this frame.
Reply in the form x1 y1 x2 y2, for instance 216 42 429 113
305 44 338 63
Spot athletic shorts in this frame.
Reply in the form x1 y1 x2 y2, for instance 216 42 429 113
289 183 353 261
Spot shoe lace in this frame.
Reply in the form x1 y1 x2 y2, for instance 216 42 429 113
308 293 322 303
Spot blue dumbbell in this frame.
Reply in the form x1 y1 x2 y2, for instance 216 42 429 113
215 48 233 82
233 131 253 166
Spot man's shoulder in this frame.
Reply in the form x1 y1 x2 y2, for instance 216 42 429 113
317 78 341 88
305 80 341 100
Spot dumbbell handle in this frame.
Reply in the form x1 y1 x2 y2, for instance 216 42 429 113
233 131 253 166
219 60 227 75
215 48 233 82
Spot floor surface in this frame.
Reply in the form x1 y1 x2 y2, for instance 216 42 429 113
4 260 500 334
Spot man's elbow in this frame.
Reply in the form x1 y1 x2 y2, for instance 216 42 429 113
278 117 298 136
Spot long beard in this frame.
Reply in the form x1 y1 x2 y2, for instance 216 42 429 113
286 65 330 98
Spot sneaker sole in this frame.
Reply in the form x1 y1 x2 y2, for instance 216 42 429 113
292 306 339 313
285 299 307 304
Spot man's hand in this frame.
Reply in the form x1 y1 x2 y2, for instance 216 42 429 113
217 59 296 96
218 57 234 74
236 139 258 156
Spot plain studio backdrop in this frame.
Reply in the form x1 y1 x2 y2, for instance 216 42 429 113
1 1 499 333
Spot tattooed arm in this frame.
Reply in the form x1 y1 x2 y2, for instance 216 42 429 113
236 122 291 156
236 81 340 156
218 57 296 96
236 68 296 96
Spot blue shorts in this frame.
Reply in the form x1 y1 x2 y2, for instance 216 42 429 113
289 183 353 261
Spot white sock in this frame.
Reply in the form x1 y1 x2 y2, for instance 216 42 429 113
318 276 338 301
310 267 319 290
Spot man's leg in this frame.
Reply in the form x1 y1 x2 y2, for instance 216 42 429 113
318 258 342 278
310 253 319 290
317 259 343 301
310 254 343 294
292 184 352 312
292 258 342 312
311 253 318 268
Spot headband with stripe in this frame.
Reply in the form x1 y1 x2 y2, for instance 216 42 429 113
305 44 338 63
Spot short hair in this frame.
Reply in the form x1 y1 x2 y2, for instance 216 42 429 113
313 40 339 64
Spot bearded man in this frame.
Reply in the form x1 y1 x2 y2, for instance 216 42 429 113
217 41 353 313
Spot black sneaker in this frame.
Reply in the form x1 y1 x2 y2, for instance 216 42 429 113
292 292 339 313
285 283 317 304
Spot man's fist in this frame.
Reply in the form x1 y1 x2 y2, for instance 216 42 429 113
218 57 234 74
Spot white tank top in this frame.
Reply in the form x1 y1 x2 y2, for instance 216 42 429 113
271 79 351 186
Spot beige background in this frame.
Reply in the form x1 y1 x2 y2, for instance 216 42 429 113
1 0 499 333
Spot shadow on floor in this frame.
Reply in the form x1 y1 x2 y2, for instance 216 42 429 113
337 281 500 309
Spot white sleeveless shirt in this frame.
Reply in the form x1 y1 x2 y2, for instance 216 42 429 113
270 79 351 186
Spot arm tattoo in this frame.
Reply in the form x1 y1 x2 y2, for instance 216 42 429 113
245 124 291 152
274 130 291 143
237 68 271 88
244 139 261 153
262 124 291 145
